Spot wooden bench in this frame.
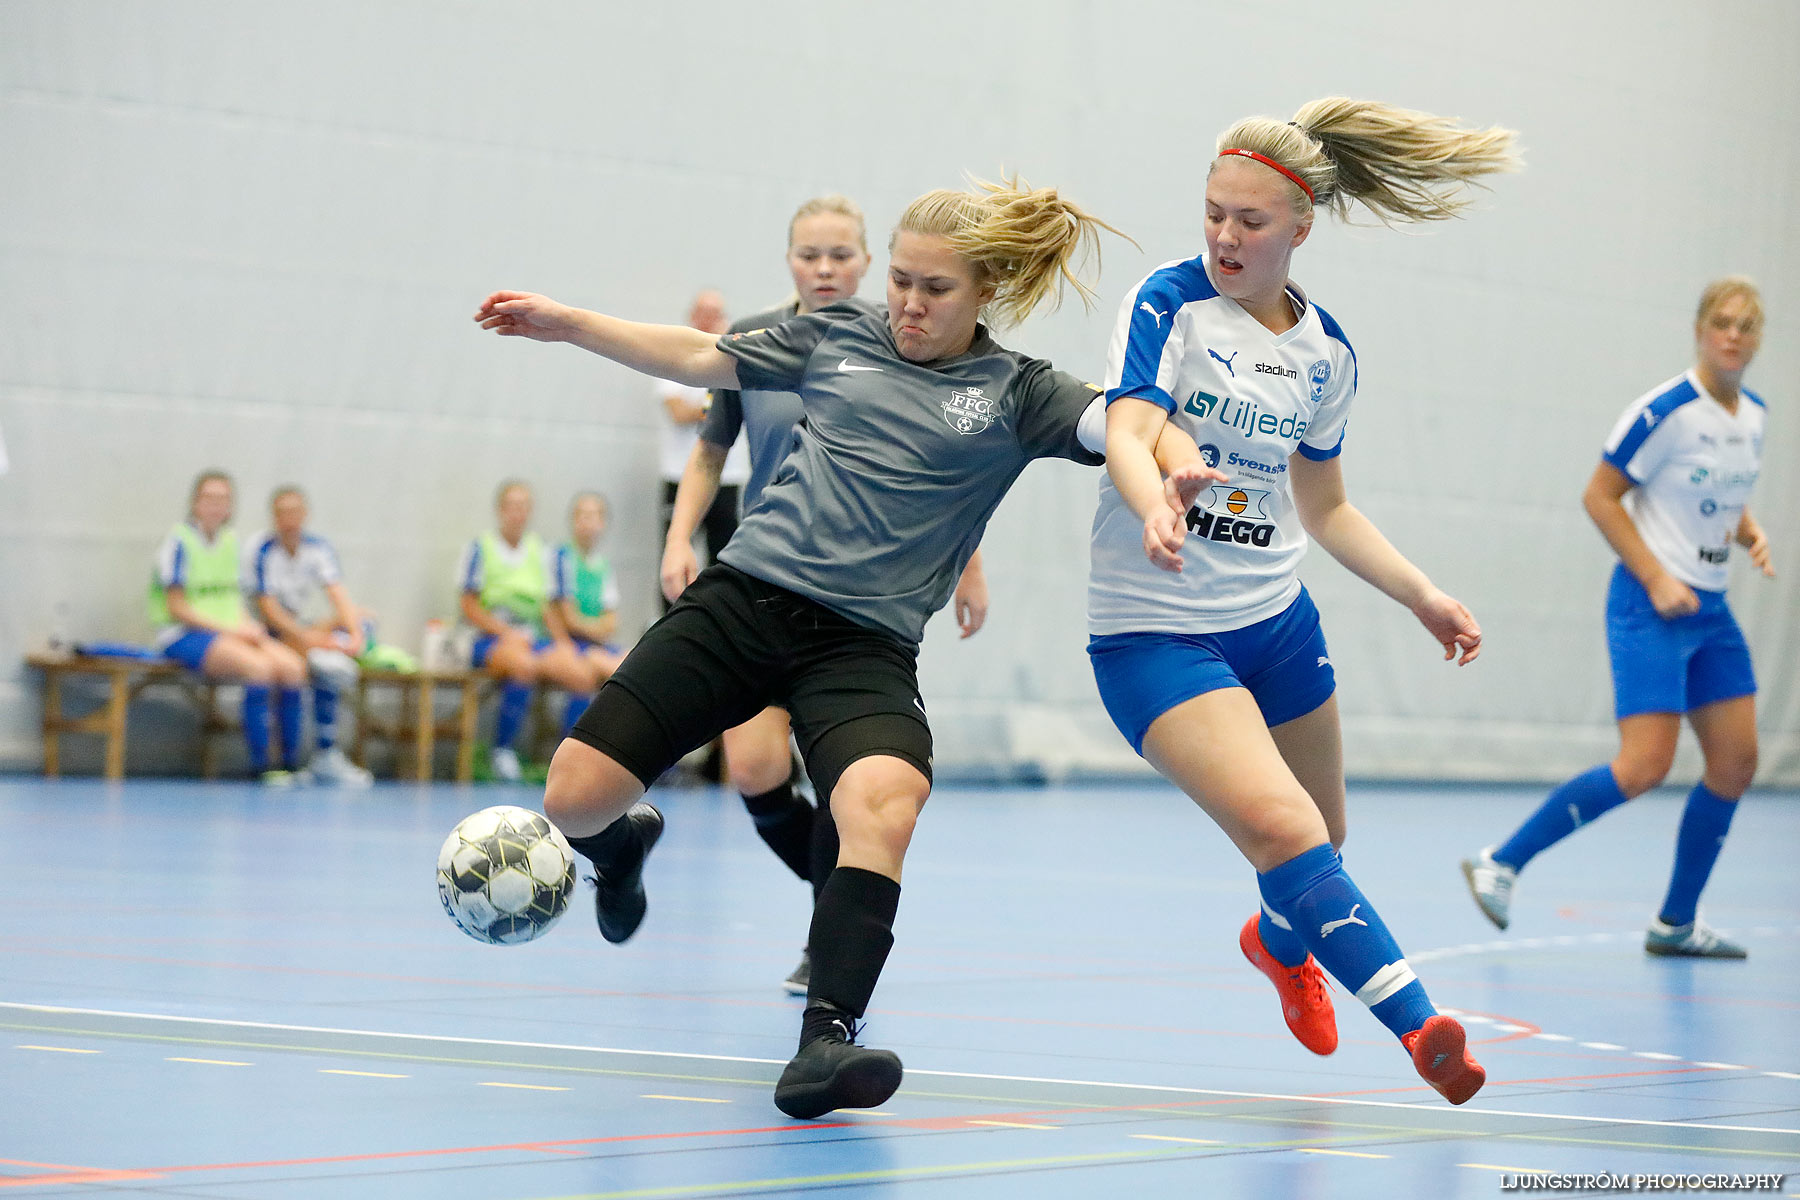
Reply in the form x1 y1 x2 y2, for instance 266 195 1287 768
26 650 239 780
351 667 489 783
28 653 547 784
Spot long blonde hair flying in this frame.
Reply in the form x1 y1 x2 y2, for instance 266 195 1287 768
893 175 1134 327
1215 98 1522 225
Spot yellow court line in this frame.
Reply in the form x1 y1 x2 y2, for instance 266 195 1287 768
1298 1148 1390 1159
967 1120 1058 1130
16 1045 100 1054
167 1057 252 1066
322 1069 409 1078
1130 1135 1222 1145
481 1081 570 1092
641 1095 730 1104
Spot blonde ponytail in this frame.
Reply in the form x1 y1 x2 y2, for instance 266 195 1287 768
1215 98 1520 224
893 175 1133 327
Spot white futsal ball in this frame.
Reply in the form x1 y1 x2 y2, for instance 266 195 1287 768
436 805 576 945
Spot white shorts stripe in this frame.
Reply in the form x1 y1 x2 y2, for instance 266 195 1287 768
1354 960 1417 1008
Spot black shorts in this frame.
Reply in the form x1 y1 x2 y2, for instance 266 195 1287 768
569 564 933 800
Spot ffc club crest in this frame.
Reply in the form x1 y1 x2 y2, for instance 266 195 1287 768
943 386 995 435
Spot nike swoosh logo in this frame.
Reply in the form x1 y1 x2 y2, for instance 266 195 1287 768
839 359 883 373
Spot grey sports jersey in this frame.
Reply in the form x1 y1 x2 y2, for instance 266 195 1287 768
703 296 883 511
717 303 1103 646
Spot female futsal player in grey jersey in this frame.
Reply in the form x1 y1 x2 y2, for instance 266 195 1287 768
477 178 1192 1120
661 194 991 997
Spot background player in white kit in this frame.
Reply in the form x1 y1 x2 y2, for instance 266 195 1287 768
1462 277 1773 958
1096 97 1518 1104
243 485 375 786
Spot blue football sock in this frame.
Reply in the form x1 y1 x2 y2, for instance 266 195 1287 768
1493 763 1629 871
1255 881 1310 969
1657 783 1739 927
313 685 338 751
562 692 589 735
242 685 271 773
276 687 304 770
494 682 531 749
1260 844 1437 1041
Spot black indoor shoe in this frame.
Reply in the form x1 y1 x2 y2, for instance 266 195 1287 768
774 1018 903 1119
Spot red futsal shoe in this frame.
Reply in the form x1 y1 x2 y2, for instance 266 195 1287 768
1402 1015 1486 1105
1239 914 1338 1056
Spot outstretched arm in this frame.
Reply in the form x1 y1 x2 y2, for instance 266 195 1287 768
474 291 741 389
1290 453 1481 665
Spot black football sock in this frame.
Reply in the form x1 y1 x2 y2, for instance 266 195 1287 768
565 813 640 871
741 781 815 881
802 866 900 1042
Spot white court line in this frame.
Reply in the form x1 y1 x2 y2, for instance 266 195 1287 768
4 1002 1796 1137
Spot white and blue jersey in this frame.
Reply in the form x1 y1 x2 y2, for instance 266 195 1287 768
1088 254 1359 635
243 531 343 624
1601 370 1765 593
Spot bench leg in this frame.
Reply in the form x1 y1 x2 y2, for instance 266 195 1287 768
456 678 480 784
415 678 435 783
200 684 221 780
103 671 130 781
41 670 63 778
351 676 370 770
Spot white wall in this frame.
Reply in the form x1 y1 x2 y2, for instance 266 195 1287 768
2 0 1795 783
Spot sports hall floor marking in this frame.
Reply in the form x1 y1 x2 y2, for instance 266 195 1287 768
167 1056 252 1066
5 1002 1793 1192
14 1044 98 1054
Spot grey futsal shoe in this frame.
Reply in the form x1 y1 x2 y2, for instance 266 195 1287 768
1645 917 1747 959
1460 846 1517 931
782 949 811 996
774 1018 903 1119
589 802 664 944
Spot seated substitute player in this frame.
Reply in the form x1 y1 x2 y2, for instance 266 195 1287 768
477 175 1195 1119
662 192 992 996
1097 97 1519 1105
243 485 375 786
551 490 627 732
149 470 307 784
457 479 595 783
1462 277 1774 958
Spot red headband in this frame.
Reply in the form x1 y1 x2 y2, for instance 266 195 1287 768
1217 148 1315 203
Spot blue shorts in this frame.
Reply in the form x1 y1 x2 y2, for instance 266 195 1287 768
470 632 554 669
1606 563 1755 719
1089 586 1337 755
162 629 218 671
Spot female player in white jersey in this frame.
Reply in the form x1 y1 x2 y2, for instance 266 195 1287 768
662 193 991 995
478 177 1192 1119
1462 278 1772 958
1097 98 1518 1104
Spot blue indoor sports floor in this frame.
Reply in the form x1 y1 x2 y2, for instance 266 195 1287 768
3 775 1796 1198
